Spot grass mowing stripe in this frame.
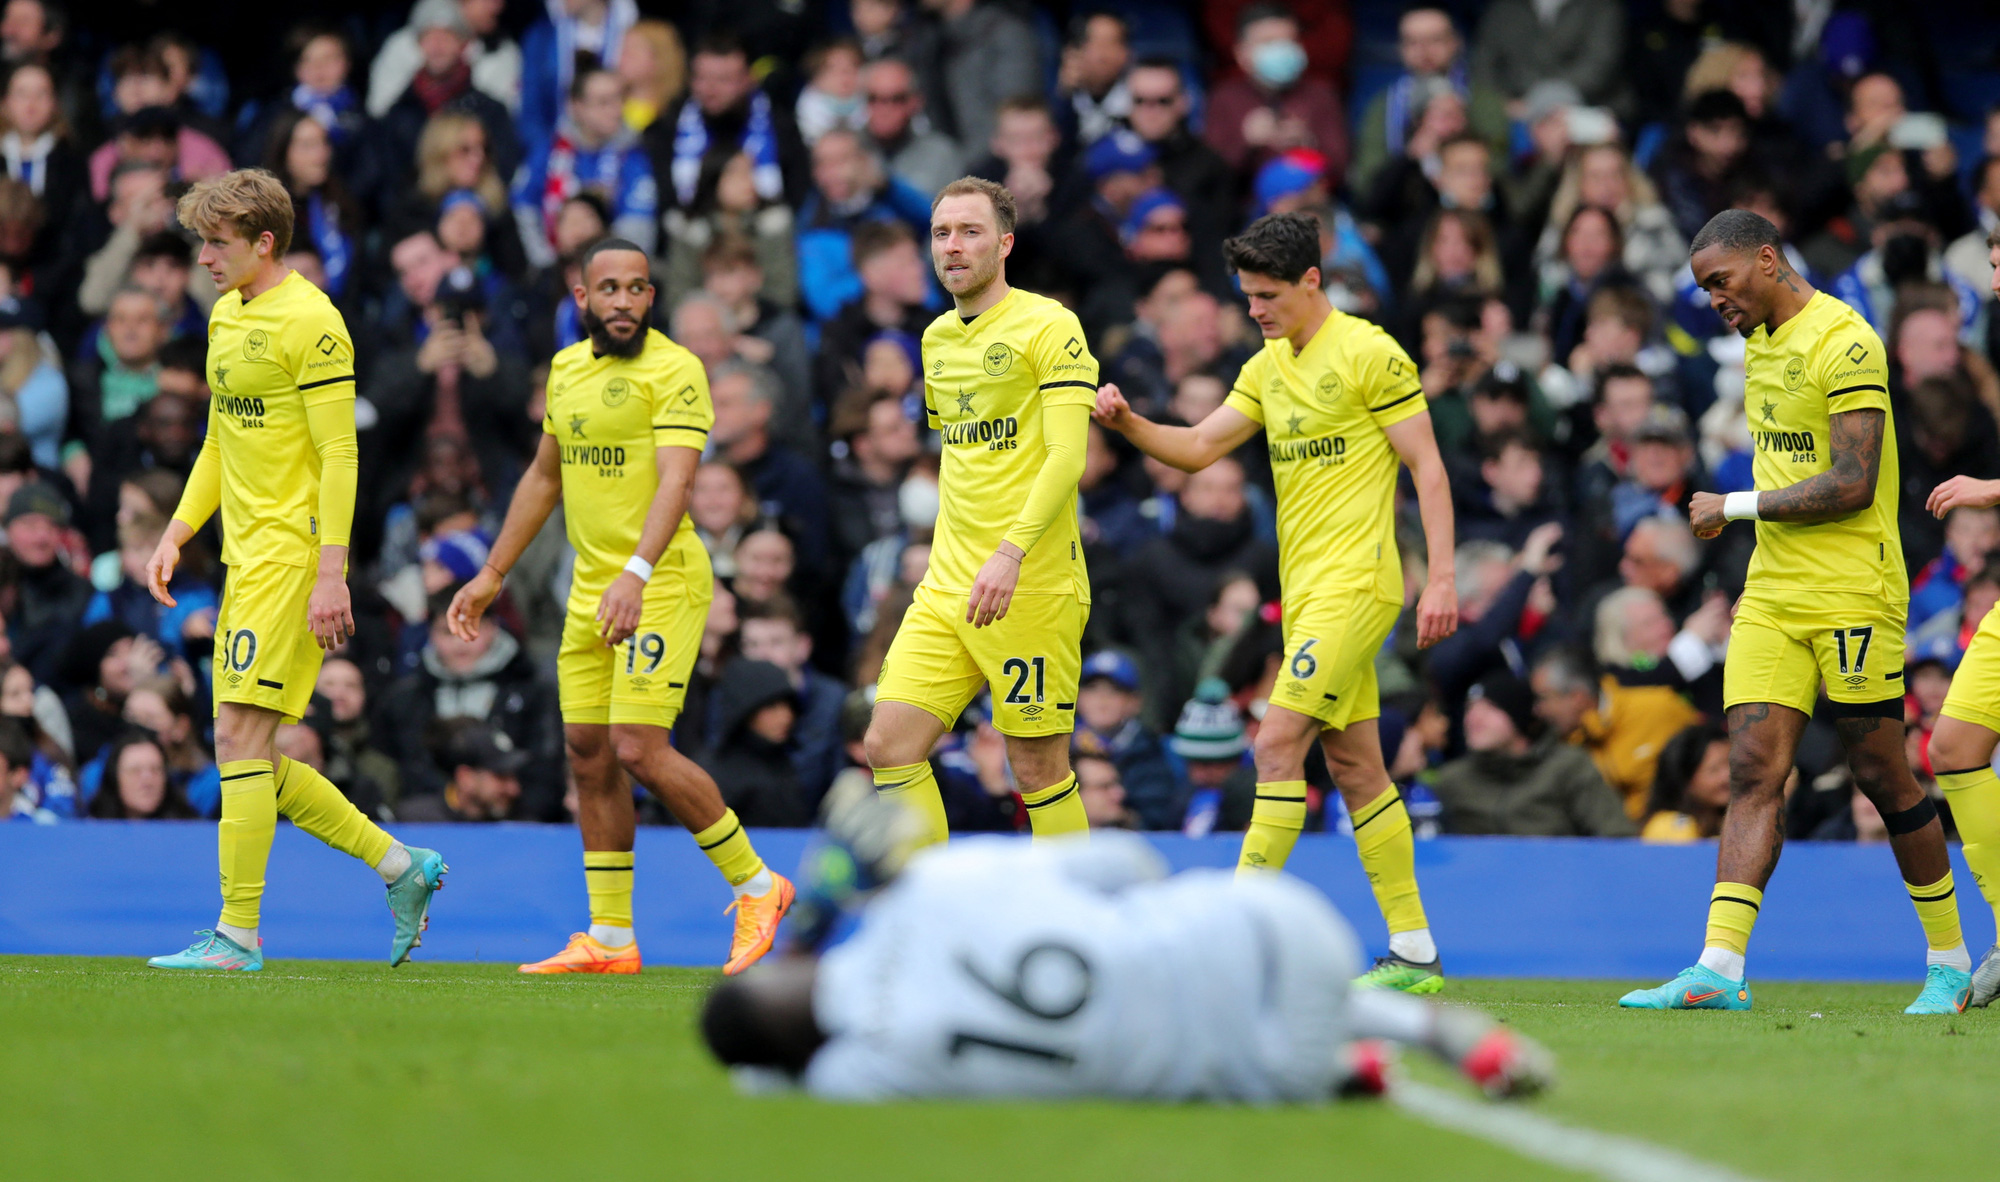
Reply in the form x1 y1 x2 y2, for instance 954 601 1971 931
1394 1082 1769 1182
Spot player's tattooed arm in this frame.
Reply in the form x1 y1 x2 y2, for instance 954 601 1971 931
1754 408 1883 523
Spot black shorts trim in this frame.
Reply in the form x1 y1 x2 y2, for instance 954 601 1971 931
1884 669 1903 681
257 678 284 690
297 375 354 391
1823 696 1903 720
1054 702 1075 711
1825 383 1887 399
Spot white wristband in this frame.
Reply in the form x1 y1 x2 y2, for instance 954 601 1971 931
1722 491 1760 521
623 555 655 582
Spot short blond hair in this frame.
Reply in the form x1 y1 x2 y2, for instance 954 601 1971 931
176 168 293 255
931 176 1017 236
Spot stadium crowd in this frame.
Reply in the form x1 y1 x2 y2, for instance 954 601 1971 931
1 0 1997 848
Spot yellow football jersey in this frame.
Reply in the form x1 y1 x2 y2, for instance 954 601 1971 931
1742 290 1904 599
921 288 1099 599
542 329 712 592
203 270 356 567
1223 308 1426 605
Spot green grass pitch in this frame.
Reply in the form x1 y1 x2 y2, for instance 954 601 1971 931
4 957 1999 1181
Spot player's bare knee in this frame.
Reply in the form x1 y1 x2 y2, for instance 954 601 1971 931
861 722 908 770
609 724 660 773
1253 723 1313 782
564 724 608 763
1005 734 1069 791
1927 719 1996 775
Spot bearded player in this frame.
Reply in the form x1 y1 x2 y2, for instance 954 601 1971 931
145 169 446 971
1913 225 2000 1005
863 178 1100 844
1093 212 1458 993
1620 209 1970 1014
448 239 790 975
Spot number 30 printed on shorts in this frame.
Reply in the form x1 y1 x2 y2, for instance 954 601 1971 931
220 628 258 673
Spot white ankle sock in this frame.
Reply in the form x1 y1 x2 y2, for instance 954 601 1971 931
1389 928 1437 964
1697 947 1745 980
374 842 412 884
733 867 774 900
217 922 258 951
1929 943 1973 972
589 924 635 948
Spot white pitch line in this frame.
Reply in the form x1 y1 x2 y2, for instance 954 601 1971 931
1393 1082 1772 1182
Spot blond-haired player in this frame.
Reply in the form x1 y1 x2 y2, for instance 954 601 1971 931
145 169 445 971
864 177 1100 844
448 239 791 976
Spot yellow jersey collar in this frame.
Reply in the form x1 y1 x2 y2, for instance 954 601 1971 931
1762 290 1823 348
1286 305 1341 362
954 287 1016 338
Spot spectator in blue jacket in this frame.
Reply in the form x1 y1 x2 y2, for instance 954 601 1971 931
512 65 656 266
1072 650 1186 831
709 359 832 580
518 0 639 162
794 127 932 323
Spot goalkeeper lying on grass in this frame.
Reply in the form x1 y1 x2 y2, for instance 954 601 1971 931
701 783 1551 1102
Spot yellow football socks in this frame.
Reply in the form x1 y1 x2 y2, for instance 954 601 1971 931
874 761 948 847
217 760 277 929
584 850 636 928
1905 870 1966 958
274 756 394 867
1351 787 1429 935
1704 882 1762 957
1020 772 1089 839
1938 766 2000 929
693 809 765 888
1238 780 1307 873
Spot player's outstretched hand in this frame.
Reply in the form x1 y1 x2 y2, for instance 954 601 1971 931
1688 491 1727 539
1414 575 1458 649
966 545 1022 628
596 571 645 646
446 565 503 643
307 572 355 651
1092 383 1132 431
143 534 181 607
1927 475 2000 519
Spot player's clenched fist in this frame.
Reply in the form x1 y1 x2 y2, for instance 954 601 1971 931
1687 491 1727 539
446 565 504 643
1092 383 1132 430
1927 475 2000 519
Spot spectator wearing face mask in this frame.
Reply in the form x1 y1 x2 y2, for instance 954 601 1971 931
1205 3 1349 183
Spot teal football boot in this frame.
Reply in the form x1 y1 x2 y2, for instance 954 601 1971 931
147 930 263 971
387 846 448 966
1618 965 1752 1010
1904 964 1972 1014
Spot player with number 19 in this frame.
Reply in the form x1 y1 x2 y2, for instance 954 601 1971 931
448 239 790 977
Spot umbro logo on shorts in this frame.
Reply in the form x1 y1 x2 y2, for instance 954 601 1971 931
1021 705 1043 717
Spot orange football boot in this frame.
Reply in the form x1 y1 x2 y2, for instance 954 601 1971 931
518 932 642 974
721 873 795 975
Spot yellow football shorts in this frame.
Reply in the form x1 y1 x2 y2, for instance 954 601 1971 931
877 583 1087 737
1941 602 2000 731
213 561 322 723
1724 588 1907 717
1269 589 1401 729
557 563 711 727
